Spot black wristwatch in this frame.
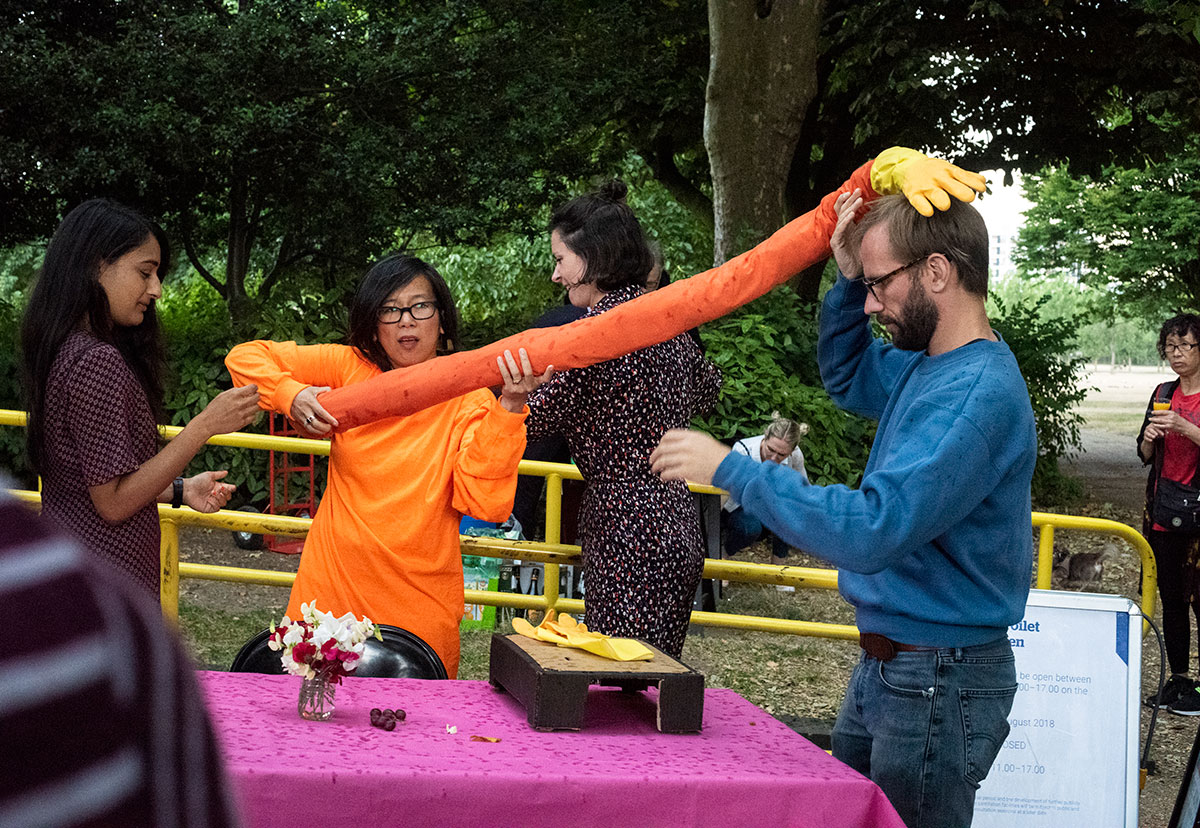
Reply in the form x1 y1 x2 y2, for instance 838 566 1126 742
172 476 184 509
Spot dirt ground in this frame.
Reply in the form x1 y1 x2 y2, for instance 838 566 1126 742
178 363 1191 826
178 525 298 617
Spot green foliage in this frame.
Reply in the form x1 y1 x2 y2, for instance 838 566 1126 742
694 287 874 487
0 1 676 322
0 247 38 482
992 273 1162 366
432 234 559 351
1015 153 1200 316
156 277 271 505
819 0 1199 180
989 294 1090 505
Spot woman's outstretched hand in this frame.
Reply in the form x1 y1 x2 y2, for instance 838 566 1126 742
196 385 261 437
183 470 237 513
498 348 553 412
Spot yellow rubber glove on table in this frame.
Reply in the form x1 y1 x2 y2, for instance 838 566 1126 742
511 610 654 662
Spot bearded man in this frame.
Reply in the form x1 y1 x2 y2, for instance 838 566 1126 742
651 190 1036 828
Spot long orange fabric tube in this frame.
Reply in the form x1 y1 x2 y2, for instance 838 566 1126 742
310 161 876 430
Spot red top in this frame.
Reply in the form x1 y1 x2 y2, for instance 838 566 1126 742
1159 385 1200 486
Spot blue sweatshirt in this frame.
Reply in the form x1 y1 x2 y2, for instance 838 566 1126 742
713 275 1036 646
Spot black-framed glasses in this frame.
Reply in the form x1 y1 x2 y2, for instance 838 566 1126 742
377 301 438 323
861 255 930 301
1166 342 1199 355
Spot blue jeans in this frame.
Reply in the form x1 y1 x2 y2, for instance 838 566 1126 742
724 507 788 558
831 637 1017 828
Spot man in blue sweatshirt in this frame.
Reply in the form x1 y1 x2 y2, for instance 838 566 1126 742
651 189 1036 828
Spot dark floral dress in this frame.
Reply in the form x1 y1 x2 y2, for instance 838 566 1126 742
40 330 161 597
526 285 721 656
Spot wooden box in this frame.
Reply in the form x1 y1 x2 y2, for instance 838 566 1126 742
488 632 704 733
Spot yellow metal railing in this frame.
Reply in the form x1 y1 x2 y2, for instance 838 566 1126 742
0 411 1156 640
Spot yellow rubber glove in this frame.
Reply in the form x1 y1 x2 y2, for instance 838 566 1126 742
511 612 655 662
870 147 987 217
565 628 654 662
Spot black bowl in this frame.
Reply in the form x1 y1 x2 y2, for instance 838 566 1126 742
230 623 447 680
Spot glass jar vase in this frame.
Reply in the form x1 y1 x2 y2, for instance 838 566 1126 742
297 671 337 721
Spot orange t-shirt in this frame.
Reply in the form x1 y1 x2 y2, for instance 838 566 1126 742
225 341 527 677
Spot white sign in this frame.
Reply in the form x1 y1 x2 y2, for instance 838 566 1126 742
974 590 1141 828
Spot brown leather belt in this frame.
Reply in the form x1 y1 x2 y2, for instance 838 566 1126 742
859 632 936 662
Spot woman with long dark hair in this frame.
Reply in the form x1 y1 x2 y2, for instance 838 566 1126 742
21 199 261 597
524 181 721 658
226 253 547 677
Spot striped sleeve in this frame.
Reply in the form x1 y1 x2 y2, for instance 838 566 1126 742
0 497 241 828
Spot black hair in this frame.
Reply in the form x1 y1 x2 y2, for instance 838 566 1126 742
347 253 458 372
549 180 653 292
21 199 170 475
1158 314 1200 359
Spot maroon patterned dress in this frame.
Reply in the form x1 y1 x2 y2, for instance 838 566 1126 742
40 330 161 597
526 285 721 656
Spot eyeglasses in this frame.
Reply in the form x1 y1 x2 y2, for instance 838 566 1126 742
1166 342 1199 355
861 255 931 301
377 301 438 323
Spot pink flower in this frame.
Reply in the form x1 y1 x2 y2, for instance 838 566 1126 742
292 641 317 663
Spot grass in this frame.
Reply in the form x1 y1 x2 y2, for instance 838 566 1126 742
1077 406 1145 434
179 604 279 670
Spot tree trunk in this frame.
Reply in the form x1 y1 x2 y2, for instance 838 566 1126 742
704 0 827 265
225 175 254 327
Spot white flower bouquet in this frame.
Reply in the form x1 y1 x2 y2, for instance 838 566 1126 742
268 602 381 683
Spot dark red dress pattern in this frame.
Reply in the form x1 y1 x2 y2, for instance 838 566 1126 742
40 330 161 597
526 285 721 656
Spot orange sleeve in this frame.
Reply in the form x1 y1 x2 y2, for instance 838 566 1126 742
321 160 877 430
450 394 528 522
225 341 366 415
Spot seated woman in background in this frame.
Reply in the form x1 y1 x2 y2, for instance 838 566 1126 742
21 199 261 599
722 415 810 562
524 181 721 658
226 254 548 677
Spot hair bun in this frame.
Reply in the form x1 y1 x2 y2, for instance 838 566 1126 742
599 179 628 203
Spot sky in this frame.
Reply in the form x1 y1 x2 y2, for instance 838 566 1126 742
973 169 1032 238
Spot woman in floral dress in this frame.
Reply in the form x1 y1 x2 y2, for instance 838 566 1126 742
526 181 721 657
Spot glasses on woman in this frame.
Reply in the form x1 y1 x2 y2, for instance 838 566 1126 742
377 301 438 323
1166 342 1198 355
861 255 931 301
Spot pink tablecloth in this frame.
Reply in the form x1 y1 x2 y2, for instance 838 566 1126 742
198 671 904 828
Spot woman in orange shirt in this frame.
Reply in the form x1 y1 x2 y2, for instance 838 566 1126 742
227 254 547 676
